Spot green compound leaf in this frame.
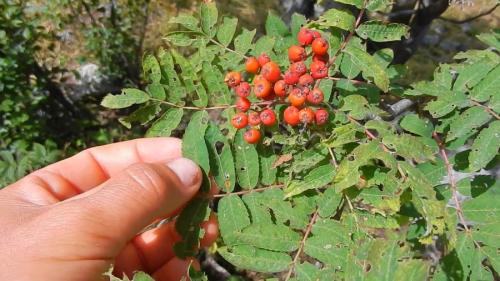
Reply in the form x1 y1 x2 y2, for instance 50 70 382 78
119 104 160 129
234 28 256 55
290 13 307 36
366 0 392 12
218 195 251 246
218 245 291 273
317 187 343 218
343 46 389 92
338 94 372 120
453 59 496 93
291 144 329 173
205 122 236 192
101 89 150 109
395 260 430 281
470 65 500 102
146 108 183 137
142 54 161 83
446 106 491 142
356 21 409 42
285 165 336 198
304 218 350 269
257 144 277 186
182 111 210 173
382 134 436 163
158 49 185 103
316 8 355 31
239 223 301 252
265 11 289 37
476 30 500 50
233 130 259 189
335 0 363 8
334 141 395 192
171 50 208 107
200 2 218 37
400 113 434 137
323 123 363 148
469 120 500 171
168 14 199 31
216 17 238 47
424 91 468 118
242 192 274 225
260 189 309 229
295 262 335 281
164 32 196 47
201 62 232 106
146 83 166 100
174 197 209 258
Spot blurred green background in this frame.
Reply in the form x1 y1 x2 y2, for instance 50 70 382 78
0 0 498 186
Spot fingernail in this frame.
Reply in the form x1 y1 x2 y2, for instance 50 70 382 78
166 158 200 187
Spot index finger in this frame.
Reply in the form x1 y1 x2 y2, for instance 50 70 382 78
40 137 182 192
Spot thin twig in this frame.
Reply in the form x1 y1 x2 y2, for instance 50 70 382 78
439 3 499 24
210 38 249 59
284 209 320 281
408 0 421 25
212 184 284 198
432 133 472 234
151 99 275 111
470 100 500 120
327 147 338 168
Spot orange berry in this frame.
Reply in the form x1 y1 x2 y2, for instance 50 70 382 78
299 107 315 124
288 45 307 62
235 82 251 97
311 38 329 56
224 71 242 88
248 111 261 126
310 61 328 79
261 61 281 82
298 74 314 87
288 88 306 107
236 96 251 112
315 108 329 125
290 61 307 76
274 80 287 97
284 106 300 126
254 78 272 99
258 52 271 67
297 28 314 46
244 128 261 144
231 112 248 129
307 88 324 105
245 57 260 74
260 109 276 126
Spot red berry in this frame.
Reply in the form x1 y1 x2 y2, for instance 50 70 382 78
315 108 329 125
290 61 307 76
311 30 321 39
284 70 300 85
288 88 306 107
236 97 251 112
261 61 281 83
312 38 329 56
244 128 261 144
307 88 324 105
245 57 260 74
248 111 261 126
224 71 242 88
253 77 272 98
258 53 271 67
235 82 251 97
260 109 276 126
288 45 307 62
231 112 248 129
299 107 315 124
298 74 314 87
310 61 328 79
297 28 314 46
284 106 300 126
274 80 287 97
313 53 329 63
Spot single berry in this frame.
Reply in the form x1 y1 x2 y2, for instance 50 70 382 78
231 112 248 129
307 88 324 105
260 109 276 126
245 57 260 74
312 38 329 56
248 111 261 126
299 107 315 124
244 128 261 144
288 45 307 62
313 53 329 63
284 70 300 85
253 78 272 98
297 28 314 46
284 106 300 126
288 88 306 107
311 30 321 39
261 61 281 83
235 82 251 97
224 71 242 88
310 61 328 79
258 52 271 67
274 80 287 97
236 96 251 112
315 108 329 125
290 61 307 76
298 74 314 87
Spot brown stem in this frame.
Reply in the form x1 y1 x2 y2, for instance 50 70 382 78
470 100 500 120
152 99 275 111
284 209 319 281
326 76 370 85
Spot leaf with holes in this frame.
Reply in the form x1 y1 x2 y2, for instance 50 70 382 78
101 89 150 109
233 130 259 189
356 21 409 42
205 122 235 192
182 111 210 173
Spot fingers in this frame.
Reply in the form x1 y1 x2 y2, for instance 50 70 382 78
21 138 182 202
113 214 219 278
55 158 201 252
153 257 200 281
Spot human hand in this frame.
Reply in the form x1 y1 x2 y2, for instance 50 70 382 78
0 138 218 281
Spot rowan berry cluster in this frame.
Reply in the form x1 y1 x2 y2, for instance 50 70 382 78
224 27 331 144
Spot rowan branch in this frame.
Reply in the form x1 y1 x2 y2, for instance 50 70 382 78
212 184 284 198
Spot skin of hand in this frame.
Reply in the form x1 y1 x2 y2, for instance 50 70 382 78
0 138 218 281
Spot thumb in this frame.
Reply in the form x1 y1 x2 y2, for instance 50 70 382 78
56 157 201 248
